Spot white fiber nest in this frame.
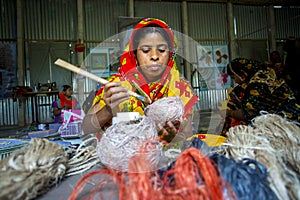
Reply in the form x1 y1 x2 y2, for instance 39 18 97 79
144 96 184 125
97 116 162 172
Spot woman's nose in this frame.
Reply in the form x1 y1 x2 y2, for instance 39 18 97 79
150 50 159 61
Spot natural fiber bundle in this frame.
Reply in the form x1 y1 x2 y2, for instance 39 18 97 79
97 116 161 172
164 147 226 200
144 96 184 125
210 154 278 200
251 113 300 174
68 168 122 200
0 138 68 200
126 151 164 199
223 119 300 200
127 147 229 200
66 134 100 176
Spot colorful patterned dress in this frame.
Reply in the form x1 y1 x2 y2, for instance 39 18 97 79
222 58 300 135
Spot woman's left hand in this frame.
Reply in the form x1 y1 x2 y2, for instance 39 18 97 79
157 120 181 144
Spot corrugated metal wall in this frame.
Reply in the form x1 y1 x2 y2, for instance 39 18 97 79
135 1 182 31
24 0 77 40
85 0 128 41
1 1 299 44
0 0 16 39
188 3 227 42
234 5 269 39
275 7 300 39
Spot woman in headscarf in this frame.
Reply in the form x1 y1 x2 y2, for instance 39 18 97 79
82 18 198 143
52 85 80 123
221 58 263 135
222 58 300 135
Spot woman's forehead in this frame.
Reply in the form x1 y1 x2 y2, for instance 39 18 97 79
137 32 168 46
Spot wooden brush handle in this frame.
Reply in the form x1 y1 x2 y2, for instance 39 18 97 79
54 59 150 104
54 59 109 84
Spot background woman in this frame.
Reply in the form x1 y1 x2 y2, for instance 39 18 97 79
222 58 300 135
52 85 80 123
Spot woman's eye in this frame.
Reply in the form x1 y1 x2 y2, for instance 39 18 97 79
140 48 150 53
158 49 166 53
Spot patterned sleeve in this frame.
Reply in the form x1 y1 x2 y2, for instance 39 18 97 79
242 74 299 123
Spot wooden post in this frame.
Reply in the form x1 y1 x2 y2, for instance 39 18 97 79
268 5 277 53
129 0 134 17
182 1 191 82
227 2 237 60
77 0 85 105
17 0 25 127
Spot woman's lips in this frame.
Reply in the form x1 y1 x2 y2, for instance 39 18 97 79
148 64 161 71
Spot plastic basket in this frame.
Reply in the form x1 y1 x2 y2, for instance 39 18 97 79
60 121 82 138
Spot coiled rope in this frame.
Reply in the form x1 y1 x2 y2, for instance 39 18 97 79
0 138 68 200
65 134 101 176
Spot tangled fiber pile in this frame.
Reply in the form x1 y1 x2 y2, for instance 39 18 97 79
97 116 161 172
252 113 300 174
97 96 185 172
223 113 300 200
69 137 283 200
144 96 184 125
68 102 300 200
0 138 68 200
69 147 230 200
210 154 278 200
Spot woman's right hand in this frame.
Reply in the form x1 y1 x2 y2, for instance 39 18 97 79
63 105 71 110
103 82 130 115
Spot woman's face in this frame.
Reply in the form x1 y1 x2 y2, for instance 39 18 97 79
64 88 73 97
136 32 170 83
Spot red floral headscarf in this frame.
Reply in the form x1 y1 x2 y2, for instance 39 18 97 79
58 92 77 109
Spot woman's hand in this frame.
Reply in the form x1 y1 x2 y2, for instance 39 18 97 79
63 105 71 110
157 120 181 144
103 82 130 116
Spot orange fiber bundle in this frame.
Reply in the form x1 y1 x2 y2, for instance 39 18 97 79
68 169 122 200
126 153 163 199
162 147 226 200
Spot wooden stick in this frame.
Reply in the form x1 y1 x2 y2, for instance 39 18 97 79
54 59 151 104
